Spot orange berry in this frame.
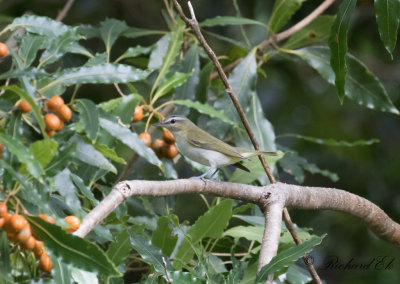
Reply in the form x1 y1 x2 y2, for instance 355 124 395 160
139 132 151 147
17 226 31 243
165 144 178 159
162 130 176 144
33 240 44 258
44 113 61 131
0 144 4 154
64 216 80 233
21 236 36 250
0 218 4 228
46 129 55 138
7 232 18 243
151 138 165 158
39 252 53 273
57 104 72 121
19 100 32 113
39 214 55 224
132 106 143 122
2 213 13 233
55 120 64 131
10 214 28 232
0 42 8 57
0 202 7 217
47 96 64 112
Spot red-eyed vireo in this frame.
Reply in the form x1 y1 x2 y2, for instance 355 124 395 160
153 115 277 179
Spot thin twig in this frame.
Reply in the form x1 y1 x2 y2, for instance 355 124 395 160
114 83 126 97
56 0 76 22
209 58 242 81
163 0 178 25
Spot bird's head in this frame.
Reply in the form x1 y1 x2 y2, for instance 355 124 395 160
153 115 192 133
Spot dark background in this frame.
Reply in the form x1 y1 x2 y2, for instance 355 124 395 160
1 0 399 282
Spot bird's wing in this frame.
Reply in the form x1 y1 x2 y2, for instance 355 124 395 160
186 127 245 159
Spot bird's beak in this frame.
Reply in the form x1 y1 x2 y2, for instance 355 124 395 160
153 121 164 127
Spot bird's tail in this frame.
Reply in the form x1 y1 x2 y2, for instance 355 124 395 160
239 149 277 158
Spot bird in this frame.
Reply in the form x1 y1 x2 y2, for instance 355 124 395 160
153 115 277 179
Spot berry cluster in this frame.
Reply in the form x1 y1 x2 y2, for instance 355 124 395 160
132 106 178 160
0 201 81 274
18 96 72 138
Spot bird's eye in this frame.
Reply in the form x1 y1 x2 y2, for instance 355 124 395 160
171 119 176 124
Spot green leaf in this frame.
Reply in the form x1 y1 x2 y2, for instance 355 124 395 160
174 199 233 268
99 18 128 57
18 34 45 67
92 142 126 165
0 232 12 284
26 216 121 277
6 15 72 37
122 27 166 39
223 226 264 243
150 19 185 96
152 72 192 103
328 0 357 103
169 271 204 284
54 168 81 213
117 45 152 62
29 139 58 168
286 264 312 284
1 85 46 136
148 34 170 69
75 138 117 174
39 30 83 67
294 46 399 114
195 61 214 104
69 173 98 205
99 118 162 167
85 52 108 67
255 235 325 282
279 150 339 183
171 100 236 126
106 229 132 267
76 99 99 142
71 268 100 284
278 134 379 147
39 64 151 93
199 16 267 27
202 29 247 49
374 0 400 56
268 0 306 33
53 259 72 284
151 216 178 256
0 68 48 80
229 151 284 184
283 15 336 50
99 93 141 124
130 232 172 276
0 133 43 179
174 45 200 116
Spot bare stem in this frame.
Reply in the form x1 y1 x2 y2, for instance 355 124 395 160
56 0 76 22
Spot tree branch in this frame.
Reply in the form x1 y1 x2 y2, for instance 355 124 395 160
74 179 400 253
56 0 76 22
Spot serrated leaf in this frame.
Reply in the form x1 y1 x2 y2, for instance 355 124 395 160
54 168 81 213
279 150 338 183
152 72 192 103
18 34 46 67
39 30 83 67
328 0 357 103
374 0 400 56
75 138 117 173
92 142 126 165
278 134 379 147
26 216 121 277
6 15 72 36
223 226 264 243
70 173 98 205
0 68 48 80
172 100 235 126
130 232 172 276
283 15 336 50
39 64 151 93
174 199 233 268
107 229 132 267
117 45 152 62
85 53 108 67
294 46 399 114
150 19 185 96
0 133 43 179
199 16 266 27
76 99 99 141
148 34 170 69
123 27 166 39
99 118 162 167
99 18 128 52
152 216 178 256
29 139 58 167
269 0 306 33
1 85 46 136
255 235 325 282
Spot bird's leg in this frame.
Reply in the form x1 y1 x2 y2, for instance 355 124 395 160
208 168 219 180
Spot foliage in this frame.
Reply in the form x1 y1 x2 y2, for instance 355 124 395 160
0 0 398 283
